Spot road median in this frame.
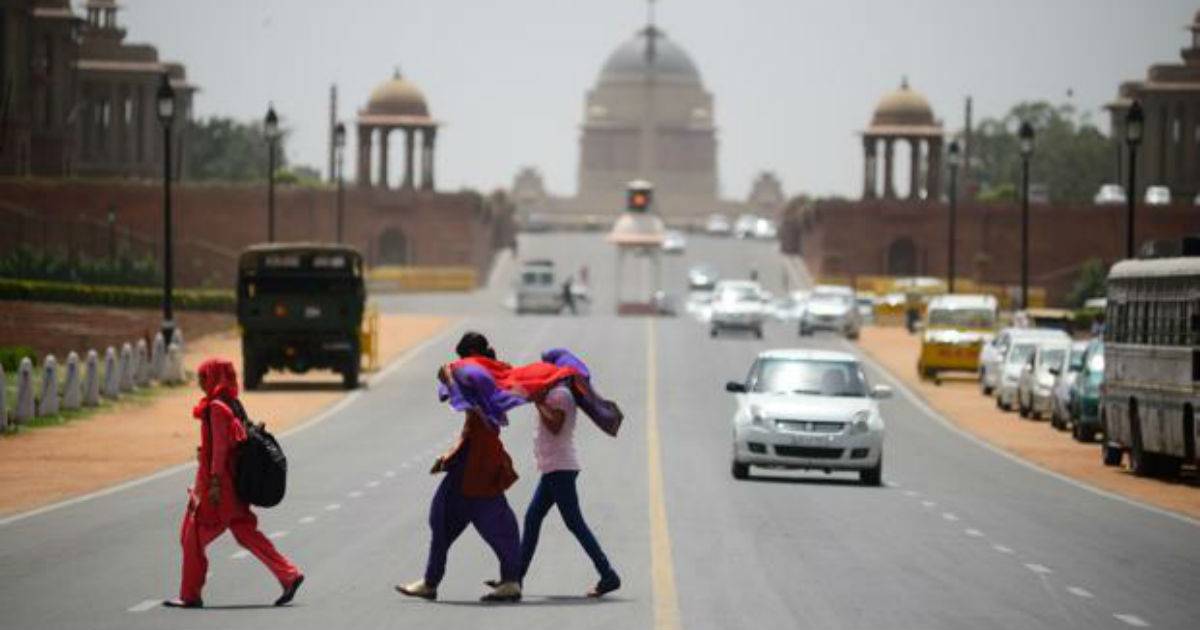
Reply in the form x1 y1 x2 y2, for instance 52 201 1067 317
858 325 1200 522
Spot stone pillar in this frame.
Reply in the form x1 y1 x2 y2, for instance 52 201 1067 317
883 138 896 200
402 127 416 190
357 125 373 188
421 127 437 190
862 136 877 200
927 137 943 202
908 137 921 200
378 127 390 189
108 83 120 166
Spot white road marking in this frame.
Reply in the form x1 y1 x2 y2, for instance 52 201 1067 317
385 471 396 478
992 544 1014 554
366 480 381 488
231 550 250 560
348 490 364 498
886 479 902 487
269 530 288 539
903 490 920 497
299 516 316 524
127 599 159 613
1066 586 1094 599
964 528 983 537
1113 613 1150 627
325 503 341 511
1024 563 1052 574
400 462 411 469
921 500 937 508
942 512 959 522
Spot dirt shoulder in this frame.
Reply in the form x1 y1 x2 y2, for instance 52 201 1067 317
0 313 452 517
858 325 1200 521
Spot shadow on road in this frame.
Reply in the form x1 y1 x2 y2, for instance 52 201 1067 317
738 472 882 488
252 382 353 393
431 595 629 608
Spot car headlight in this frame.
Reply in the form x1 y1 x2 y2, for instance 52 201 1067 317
848 410 871 434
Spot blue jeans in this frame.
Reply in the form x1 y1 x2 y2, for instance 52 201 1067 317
520 470 615 580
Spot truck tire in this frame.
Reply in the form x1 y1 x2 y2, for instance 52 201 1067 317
342 359 360 390
243 351 263 391
1128 405 1155 476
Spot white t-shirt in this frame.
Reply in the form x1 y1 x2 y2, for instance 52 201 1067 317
533 384 580 473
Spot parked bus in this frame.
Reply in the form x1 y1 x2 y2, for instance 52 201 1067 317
1100 256 1199 476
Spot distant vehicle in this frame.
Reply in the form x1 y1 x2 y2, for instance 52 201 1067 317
1016 339 1072 419
237 243 366 390
661 230 687 254
705 213 732 235
1144 185 1171 206
979 327 1070 397
515 259 564 315
733 214 759 239
917 294 997 382
770 290 809 322
1083 297 1107 310
1093 184 1127 205
709 280 768 338
1068 339 1104 442
799 285 860 340
725 349 891 484
1049 340 1089 431
685 291 714 322
752 218 777 240
1019 308 1075 333
1100 257 1199 475
855 293 877 325
995 340 1038 412
687 264 718 291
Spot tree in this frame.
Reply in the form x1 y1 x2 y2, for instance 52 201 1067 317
967 101 1112 204
183 117 289 182
1066 258 1108 308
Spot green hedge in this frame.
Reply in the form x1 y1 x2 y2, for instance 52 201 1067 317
0 278 234 312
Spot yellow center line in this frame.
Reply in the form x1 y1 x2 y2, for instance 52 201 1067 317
646 318 681 630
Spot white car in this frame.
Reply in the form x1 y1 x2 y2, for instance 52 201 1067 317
752 218 777 240
514 260 564 314
726 349 891 485
733 214 759 239
1144 185 1171 206
661 230 686 254
770 290 809 322
1093 183 1126 205
705 213 732 235
709 280 767 338
978 327 1070 396
799 285 861 340
1016 340 1073 419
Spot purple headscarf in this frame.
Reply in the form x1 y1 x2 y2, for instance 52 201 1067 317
438 362 526 429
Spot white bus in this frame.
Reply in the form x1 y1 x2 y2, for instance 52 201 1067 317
1101 256 1200 476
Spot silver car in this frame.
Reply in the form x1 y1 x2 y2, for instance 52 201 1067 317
726 349 891 485
979 327 1071 396
514 260 563 314
1016 340 1072 419
799 285 860 340
1049 341 1089 430
709 280 767 338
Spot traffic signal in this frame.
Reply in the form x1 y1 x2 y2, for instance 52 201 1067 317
627 187 653 212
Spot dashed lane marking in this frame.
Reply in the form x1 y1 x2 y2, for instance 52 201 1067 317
231 550 250 560
942 512 959 522
992 544 1014 554
299 516 316 524
127 599 158 613
348 491 364 499
1024 563 1052 574
964 528 983 537
1113 614 1150 627
385 471 396 478
269 530 288 540
903 490 920 498
1066 586 1094 599
366 481 381 488
325 503 341 511
921 500 937 508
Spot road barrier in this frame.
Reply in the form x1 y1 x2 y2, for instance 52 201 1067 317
366 266 478 293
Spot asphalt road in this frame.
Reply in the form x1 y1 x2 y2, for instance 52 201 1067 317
1 233 1197 630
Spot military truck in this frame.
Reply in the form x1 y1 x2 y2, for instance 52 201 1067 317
237 243 365 390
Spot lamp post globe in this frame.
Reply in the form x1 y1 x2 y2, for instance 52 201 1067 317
334 122 347 243
946 139 961 294
1017 121 1034 310
1124 100 1143 258
156 73 176 345
265 104 280 242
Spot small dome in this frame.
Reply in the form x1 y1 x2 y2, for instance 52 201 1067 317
598 26 702 86
365 71 429 118
871 78 935 127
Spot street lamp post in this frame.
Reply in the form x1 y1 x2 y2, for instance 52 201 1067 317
156 73 176 345
265 104 280 242
947 140 961 293
334 122 346 243
1124 100 1144 259
1018 121 1034 311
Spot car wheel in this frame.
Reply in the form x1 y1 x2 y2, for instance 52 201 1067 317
860 455 883 486
710 327 719 338
342 359 360 390
731 461 749 480
754 327 763 339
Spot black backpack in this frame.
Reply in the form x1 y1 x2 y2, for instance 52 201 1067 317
205 396 288 508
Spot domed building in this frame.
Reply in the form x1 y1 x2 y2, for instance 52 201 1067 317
861 78 944 201
355 70 439 190
575 23 721 219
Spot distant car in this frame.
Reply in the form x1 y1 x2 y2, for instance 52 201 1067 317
918 294 997 382
685 291 714 321
770 291 809 322
978 327 1070 396
855 293 876 325
1016 340 1072 419
1068 339 1104 442
733 214 759 239
709 280 767 338
705 213 732 235
661 230 687 254
1093 183 1126 205
687 264 718 291
1049 341 1089 431
1144 185 1171 206
725 349 891 484
752 218 777 240
996 340 1038 412
799 285 860 340
514 259 564 315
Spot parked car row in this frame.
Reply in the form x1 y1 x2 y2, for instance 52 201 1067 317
1093 182 1183 206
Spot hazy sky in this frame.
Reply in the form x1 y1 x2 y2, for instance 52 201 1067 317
122 0 1194 199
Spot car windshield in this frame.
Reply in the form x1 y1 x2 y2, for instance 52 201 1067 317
1007 344 1036 365
1069 347 1086 370
928 308 995 328
1039 349 1066 371
751 359 868 397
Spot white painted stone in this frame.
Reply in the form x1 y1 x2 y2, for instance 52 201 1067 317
150 333 166 382
83 350 101 406
0 364 8 431
118 343 134 392
61 352 82 410
101 347 120 400
134 339 150 387
14 358 34 424
164 342 185 385
37 355 60 417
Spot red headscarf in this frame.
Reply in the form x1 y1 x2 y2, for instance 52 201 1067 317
450 355 578 400
193 358 240 420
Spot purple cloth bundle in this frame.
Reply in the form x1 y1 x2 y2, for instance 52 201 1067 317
540 348 624 437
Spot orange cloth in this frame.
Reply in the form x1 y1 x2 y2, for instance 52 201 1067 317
440 411 518 498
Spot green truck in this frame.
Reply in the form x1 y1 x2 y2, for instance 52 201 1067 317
237 243 366 390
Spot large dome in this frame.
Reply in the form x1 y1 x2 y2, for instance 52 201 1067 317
598 26 702 85
365 72 429 118
871 79 935 127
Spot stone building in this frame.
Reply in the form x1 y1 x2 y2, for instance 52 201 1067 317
861 79 943 201
0 0 193 178
1107 10 1200 201
355 71 438 191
